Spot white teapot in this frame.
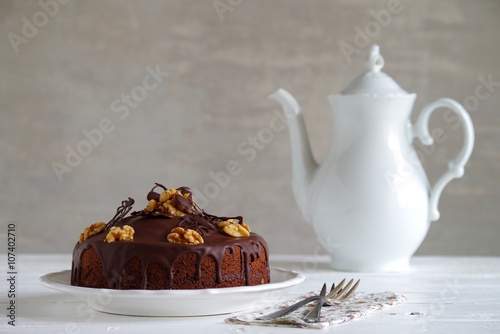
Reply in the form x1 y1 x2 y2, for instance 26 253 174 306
270 45 474 272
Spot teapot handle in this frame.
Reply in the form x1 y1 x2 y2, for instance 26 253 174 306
412 98 475 222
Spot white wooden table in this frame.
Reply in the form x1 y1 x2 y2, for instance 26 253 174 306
2 255 500 333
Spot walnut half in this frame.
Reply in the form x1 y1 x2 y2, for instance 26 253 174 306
79 222 106 243
105 225 135 243
163 202 186 217
144 189 192 216
167 227 204 245
218 219 250 237
146 199 158 211
159 189 181 203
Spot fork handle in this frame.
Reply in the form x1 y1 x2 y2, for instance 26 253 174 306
256 296 324 320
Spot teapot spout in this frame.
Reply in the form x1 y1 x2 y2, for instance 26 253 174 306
269 89 318 222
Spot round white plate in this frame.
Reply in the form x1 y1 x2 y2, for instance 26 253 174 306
40 267 304 316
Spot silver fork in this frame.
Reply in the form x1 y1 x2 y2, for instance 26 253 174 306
302 279 360 323
256 279 360 321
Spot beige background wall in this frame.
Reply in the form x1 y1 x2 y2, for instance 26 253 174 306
1 0 499 256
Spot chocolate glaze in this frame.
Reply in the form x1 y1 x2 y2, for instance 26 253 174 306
71 186 269 289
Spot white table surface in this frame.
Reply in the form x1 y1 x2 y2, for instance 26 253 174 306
1 254 500 333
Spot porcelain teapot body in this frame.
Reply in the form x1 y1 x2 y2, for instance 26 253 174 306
270 46 474 272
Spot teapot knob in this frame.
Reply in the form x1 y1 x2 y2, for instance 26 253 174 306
364 45 384 73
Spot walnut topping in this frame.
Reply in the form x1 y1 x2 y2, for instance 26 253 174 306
167 227 204 245
79 222 106 243
217 219 234 228
241 222 251 233
146 199 158 211
163 202 186 217
218 219 251 237
159 189 181 203
142 188 194 217
105 225 135 243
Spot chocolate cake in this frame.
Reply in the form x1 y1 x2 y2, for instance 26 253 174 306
71 184 270 290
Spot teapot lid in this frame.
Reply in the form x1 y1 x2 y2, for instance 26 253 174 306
341 45 409 95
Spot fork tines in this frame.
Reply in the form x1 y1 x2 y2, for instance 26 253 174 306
323 278 360 305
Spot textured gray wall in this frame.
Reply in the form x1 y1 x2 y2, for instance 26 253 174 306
1 0 499 256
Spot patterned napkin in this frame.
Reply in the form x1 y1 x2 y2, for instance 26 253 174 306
226 291 406 330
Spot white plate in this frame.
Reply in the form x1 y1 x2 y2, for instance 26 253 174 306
40 267 304 316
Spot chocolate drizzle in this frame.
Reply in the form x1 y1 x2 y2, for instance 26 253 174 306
71 184 270 290
177 215 217 237
105 197 135 230
146 183 167 201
